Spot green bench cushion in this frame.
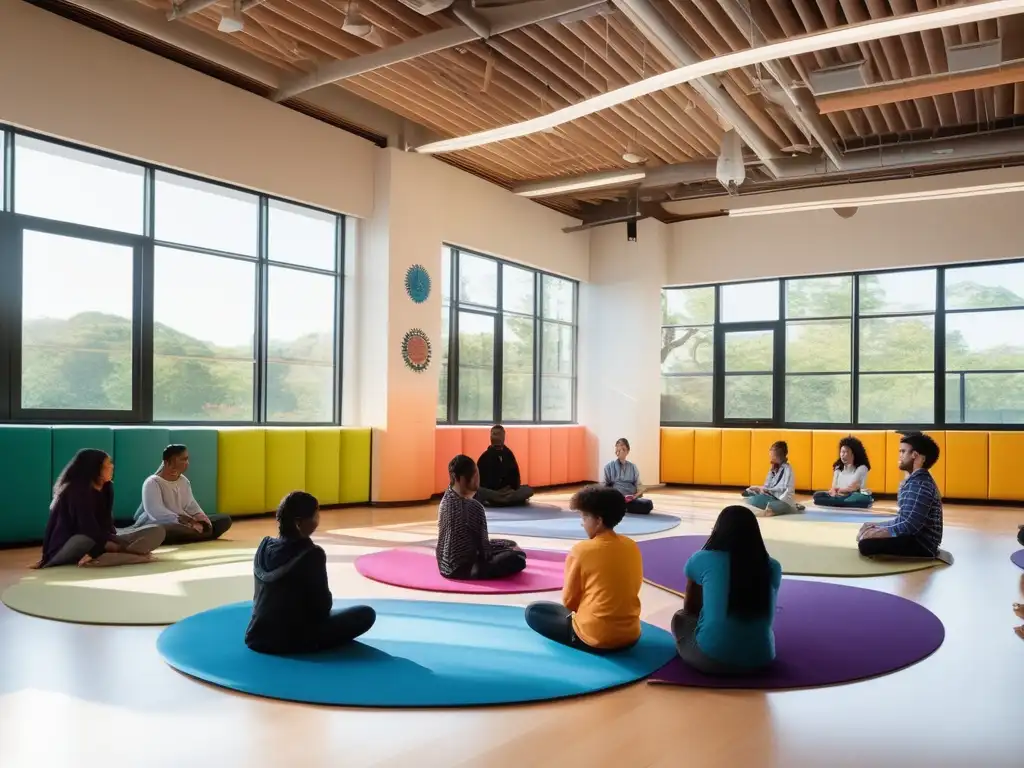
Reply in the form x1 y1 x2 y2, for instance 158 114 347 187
0 426 52 544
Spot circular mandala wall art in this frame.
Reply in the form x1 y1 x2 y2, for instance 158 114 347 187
402 328 432 372
405 264 431 304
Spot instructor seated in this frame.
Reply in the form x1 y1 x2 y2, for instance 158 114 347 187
857 432 943 558
437 454 527 580
603 438 653 515
476 424 534 507
812 436 873 509
134 444 232 544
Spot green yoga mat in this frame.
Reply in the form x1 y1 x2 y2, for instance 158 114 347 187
1 540 258 626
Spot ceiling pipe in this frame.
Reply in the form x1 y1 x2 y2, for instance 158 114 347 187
451 0 492 38
714 0 845 170
273 0 608 101
167 0 263 21
610 0 783 177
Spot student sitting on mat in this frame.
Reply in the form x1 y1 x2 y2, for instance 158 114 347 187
476 424 534 507
35 449 165 568
436 454 527 580
524 485 642 653
857 432 943 559
672 505 782 675
812 436 873 509
603 438 653 515
742 441 798 516
133 444 232 544
245 491 376 655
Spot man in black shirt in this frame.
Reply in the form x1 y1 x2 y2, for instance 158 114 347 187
476 425 535 507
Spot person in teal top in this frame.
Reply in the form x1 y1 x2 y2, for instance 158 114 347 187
671 505 783 674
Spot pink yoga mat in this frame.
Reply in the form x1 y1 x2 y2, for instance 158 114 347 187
355 547 567 594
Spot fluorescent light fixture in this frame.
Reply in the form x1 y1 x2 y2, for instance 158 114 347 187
514 169 646 197
727 181 1024 217
415 0 1024 155
218 0 244 32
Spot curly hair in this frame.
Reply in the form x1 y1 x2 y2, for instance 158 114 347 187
570 485 627 529
833 435 870 471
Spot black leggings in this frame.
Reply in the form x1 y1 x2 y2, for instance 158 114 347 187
1018 526 1024 547
524 601 624 654
267 606 377 655
858 534 934 558
449 547 527 580
625 498 654 515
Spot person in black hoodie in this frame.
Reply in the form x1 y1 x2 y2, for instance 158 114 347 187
476 425 534 507
245 491 376 655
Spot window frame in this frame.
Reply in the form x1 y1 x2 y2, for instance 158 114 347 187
0 124 346 426
661 258 1024 431
439 245 577 425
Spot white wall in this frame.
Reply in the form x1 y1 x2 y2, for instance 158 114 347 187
668 186 1024 286
578 218 666 486
0 0 376 218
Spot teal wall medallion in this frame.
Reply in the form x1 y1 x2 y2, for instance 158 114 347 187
402 329 432 372
405 264 431 303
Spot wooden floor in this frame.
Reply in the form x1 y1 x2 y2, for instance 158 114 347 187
0 488 1021 768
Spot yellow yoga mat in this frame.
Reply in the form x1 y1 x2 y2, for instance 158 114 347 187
1 540 259 626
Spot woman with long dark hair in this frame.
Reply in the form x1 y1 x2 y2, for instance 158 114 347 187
813 436 874 509
245 491 376 654
37 449 165 568
671 505 783 674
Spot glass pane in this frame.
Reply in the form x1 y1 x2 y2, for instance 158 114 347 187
785 275 852 318
724 330 773 372
858 270 936 315
661 376 713 422
662 286 714 325
152 246 255 421
438 305 450 421
155 171 258 256
720 280 779 322
502 315 534 421
542 275 574 322
541 376 573 421
961 372 1024 424
786 320 851 373
457 312 494 421
859 317 934 372
945 373 962 424
946 310 1024 371
15 136 144 234
661 327 713 374
0 131 4 209
266 267 336 423
541 321 573 376
785 375 851 423
268 199 335 270
946 262 1024 310
441 247 452 306
21 231 134 411
502 264 535 314
458 252 498 307
724 374 772 419
858 373 933 423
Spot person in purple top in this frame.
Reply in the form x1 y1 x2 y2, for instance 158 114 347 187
35 449 165 568
857 432 943 559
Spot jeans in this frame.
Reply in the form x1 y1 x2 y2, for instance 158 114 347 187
812 491 874 509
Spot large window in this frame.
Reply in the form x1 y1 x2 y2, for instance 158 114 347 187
439 246 576 424
0 128 345 424
662 260 1024 429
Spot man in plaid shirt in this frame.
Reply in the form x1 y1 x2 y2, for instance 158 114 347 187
857 432 943 558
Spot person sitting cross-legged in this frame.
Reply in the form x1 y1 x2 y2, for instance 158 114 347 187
436 454 527 580
475 424 534 507
742 441 799 517
133 444 232 544
857 432 943 559
603 438 654 515
525 485 642 653
812 436 874 509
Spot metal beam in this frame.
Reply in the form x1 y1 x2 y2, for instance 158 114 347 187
167 0 263 22
611 0 782 177
273 0 607 102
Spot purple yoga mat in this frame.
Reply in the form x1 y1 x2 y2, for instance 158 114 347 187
355 546 566 594
640 536 704 594
649 579 944 690
1012 550 1024 571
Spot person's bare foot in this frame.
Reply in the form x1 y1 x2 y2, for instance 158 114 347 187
763 507 776 517
1015 625 1024 640
1013 603 1024 620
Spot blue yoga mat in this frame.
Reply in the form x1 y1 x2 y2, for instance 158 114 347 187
783 509 895 524
487 512 680 539
158 599 676 707
484 503 567 522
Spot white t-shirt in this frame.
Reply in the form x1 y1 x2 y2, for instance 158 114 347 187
137 474 205 525
832 465 870 495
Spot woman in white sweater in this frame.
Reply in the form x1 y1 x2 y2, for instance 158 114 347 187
812 436 873 509
742 441 798 516
133 444 233 543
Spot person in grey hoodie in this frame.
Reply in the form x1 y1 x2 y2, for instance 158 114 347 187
741 441 798 517
244 491 375 655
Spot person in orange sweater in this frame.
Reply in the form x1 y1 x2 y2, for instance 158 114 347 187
524 485 643 652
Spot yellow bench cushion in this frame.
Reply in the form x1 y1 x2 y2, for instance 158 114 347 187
693 429 722 485
218 429 267 516
305 429 342 506
944 431 987 500
264 429 306 512
989 432 1023 501
720 429 751 487
661 428 694 484
339 429 371 504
